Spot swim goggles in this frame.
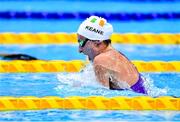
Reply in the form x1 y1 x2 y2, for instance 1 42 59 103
78 38 89 47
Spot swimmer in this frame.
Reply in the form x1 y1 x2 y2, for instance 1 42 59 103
0 53 38 61
77 16 147 94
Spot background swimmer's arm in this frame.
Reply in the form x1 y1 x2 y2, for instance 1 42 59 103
0 53 38 61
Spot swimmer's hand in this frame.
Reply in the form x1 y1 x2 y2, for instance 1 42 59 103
0 53 38 61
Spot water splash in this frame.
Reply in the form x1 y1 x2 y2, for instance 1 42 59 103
56 63 168 97
57 63 101 88
142 74 168 97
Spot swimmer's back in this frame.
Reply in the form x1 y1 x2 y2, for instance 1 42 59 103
93 47 139 87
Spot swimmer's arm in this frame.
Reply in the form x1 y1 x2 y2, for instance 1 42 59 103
94 64 126 89
94 64 110 87
0 53 38 60
93 55 127 89
93 56 116 88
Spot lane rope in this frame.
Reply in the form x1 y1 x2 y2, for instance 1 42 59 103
0 11 180 21
0 33 179 44
0 96 179 111
0 60 179 72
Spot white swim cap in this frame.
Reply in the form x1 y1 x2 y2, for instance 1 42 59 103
77 16 113 41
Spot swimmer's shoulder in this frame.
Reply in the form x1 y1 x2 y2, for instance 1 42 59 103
93 49 117 66
93 54 107 66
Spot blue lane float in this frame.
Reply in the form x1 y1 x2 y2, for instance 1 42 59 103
0 11 179 21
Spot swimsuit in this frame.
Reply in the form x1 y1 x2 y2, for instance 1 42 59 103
130 74 147 94
109 74 147 94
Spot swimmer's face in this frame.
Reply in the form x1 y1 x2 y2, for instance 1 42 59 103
78 34 97 61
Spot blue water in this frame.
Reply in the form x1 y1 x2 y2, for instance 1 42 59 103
0 0 180 121
0 110 179 121
0 0 180 33
0 19 179 33
0 72 179 97
0 72 180 121
0 1 180 12
1 45 180 61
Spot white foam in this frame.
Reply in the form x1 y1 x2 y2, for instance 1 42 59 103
57 63 101 88
57 63 168 96
142 74 168 97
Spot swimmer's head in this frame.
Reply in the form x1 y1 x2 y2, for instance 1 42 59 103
77 16 113 61
77 16 113 41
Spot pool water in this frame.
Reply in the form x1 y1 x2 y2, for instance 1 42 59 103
0 70 180 121
0 19 179 33
1 44 180 98
0 28 180 122
0 110 179 121
0 71 180 97
0 0 180 121
0 44 180 121
1 44 180 61
0 1 180 33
